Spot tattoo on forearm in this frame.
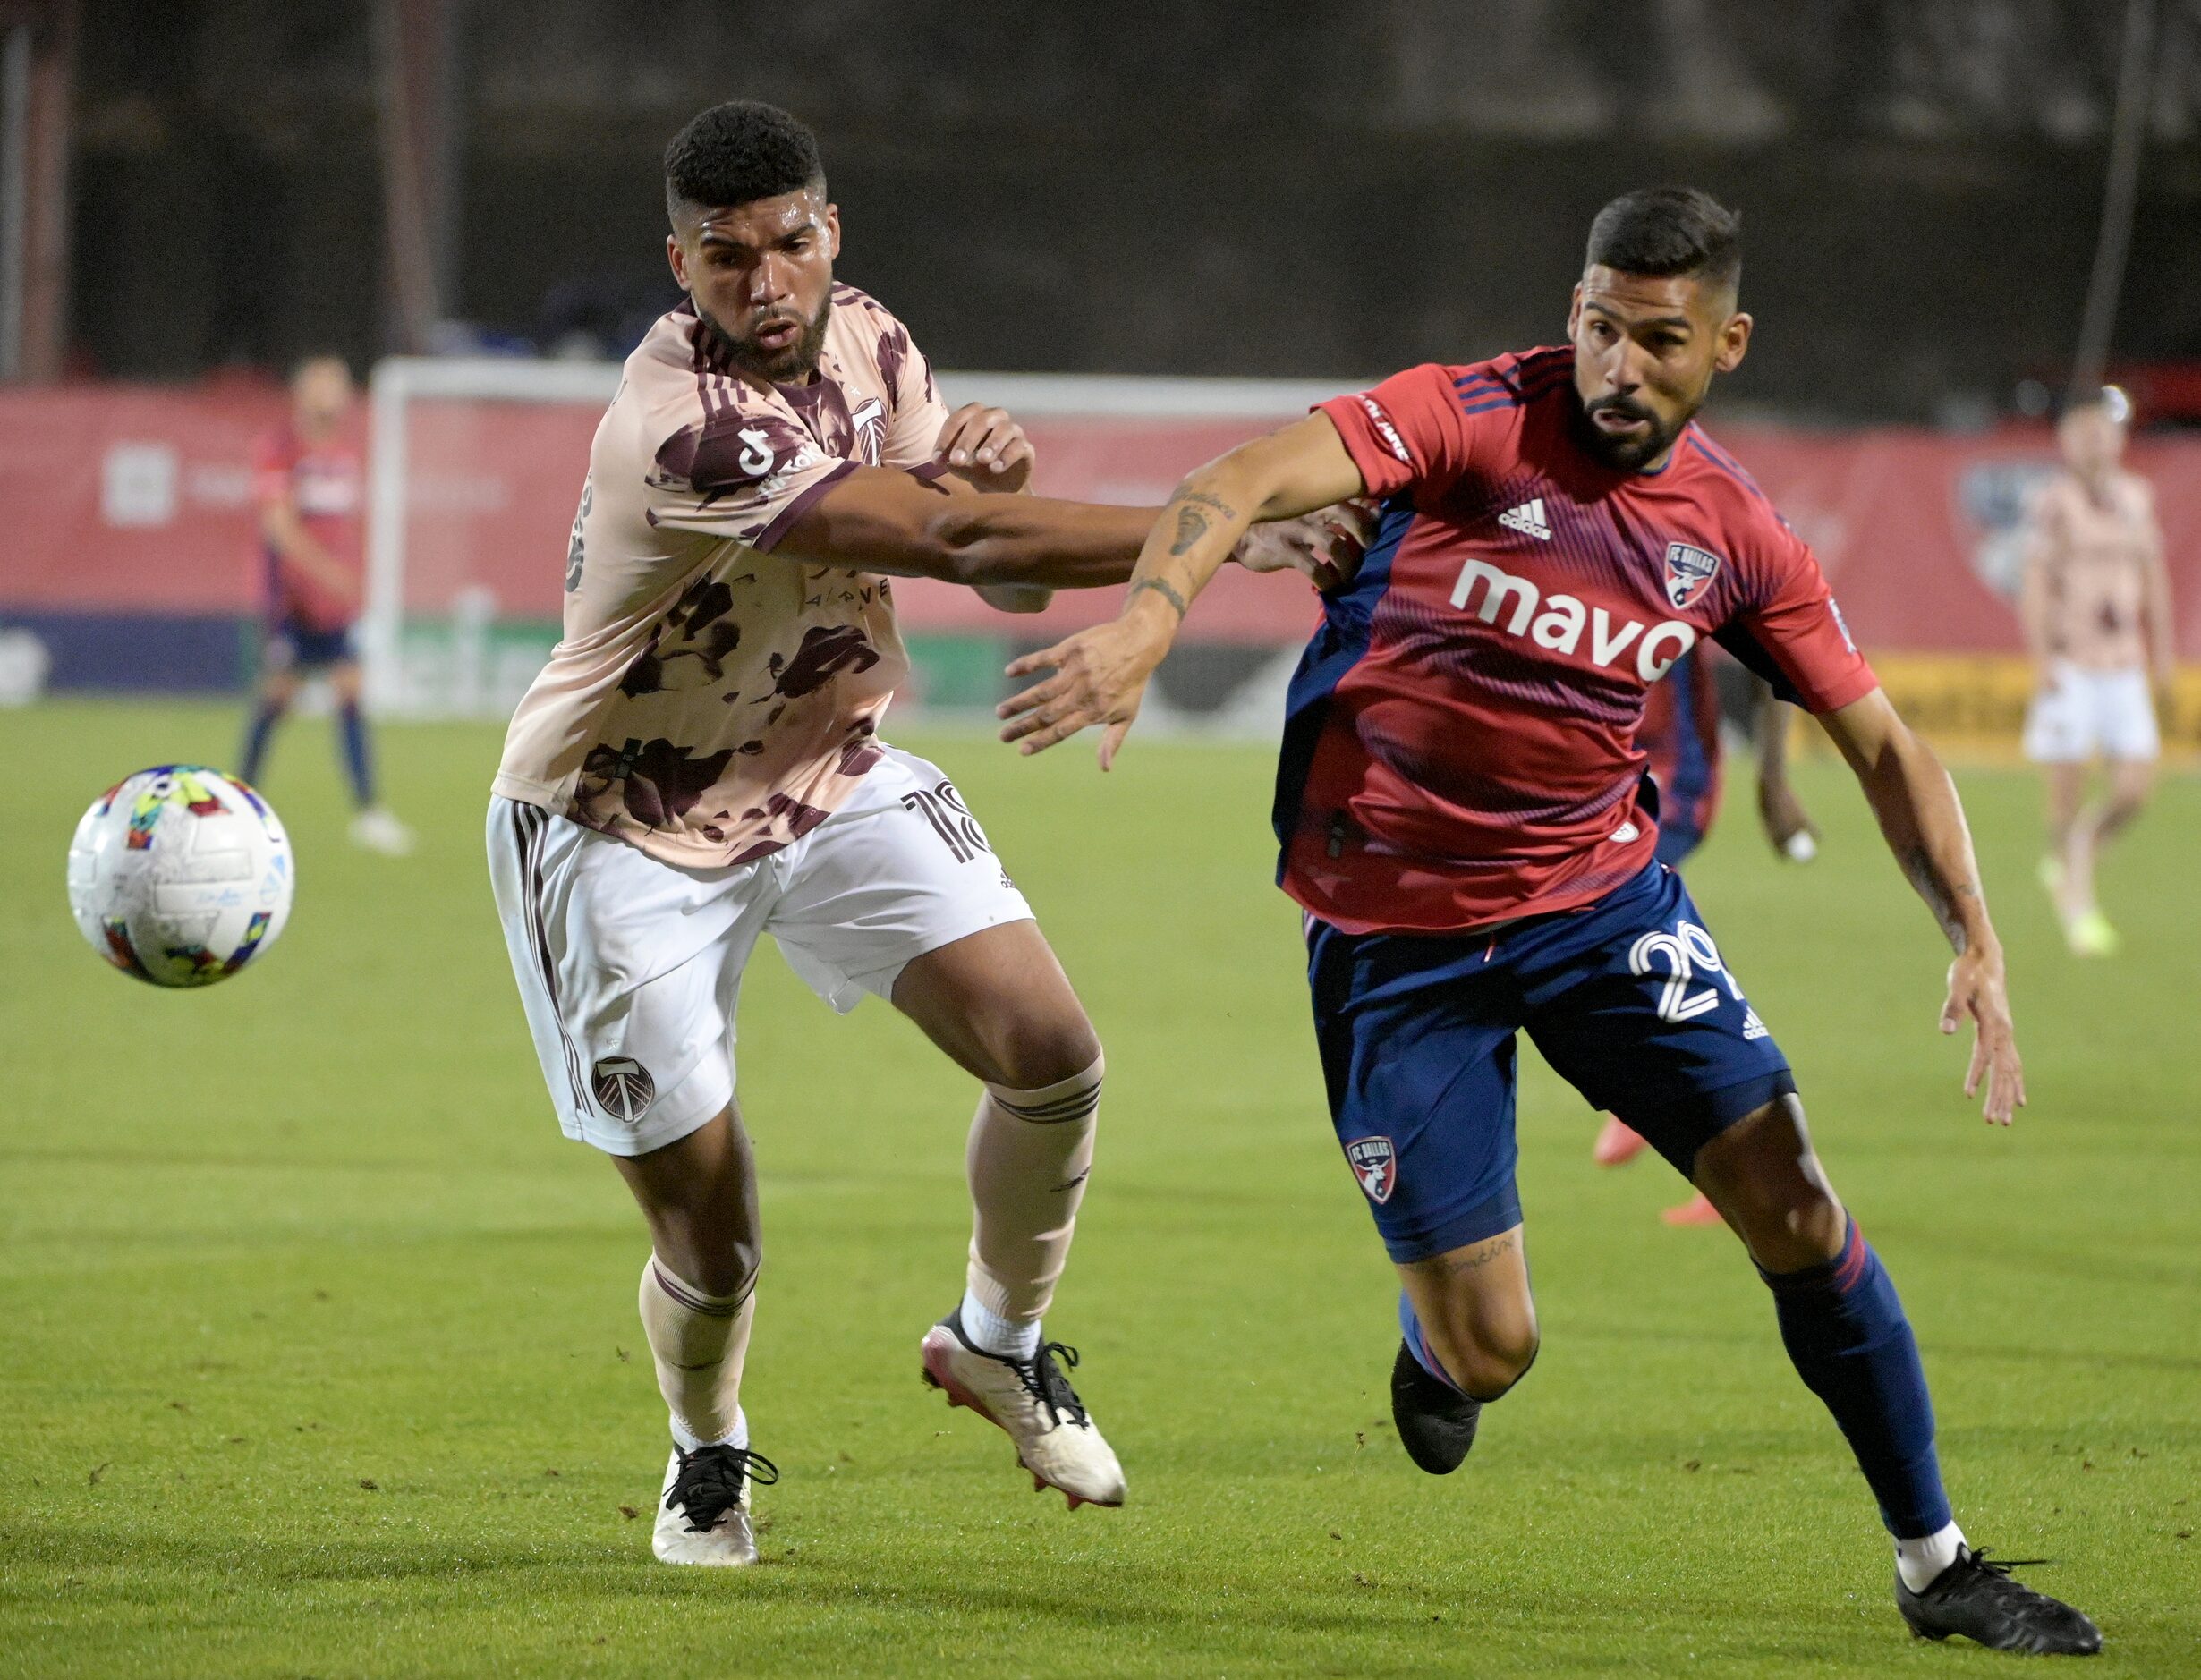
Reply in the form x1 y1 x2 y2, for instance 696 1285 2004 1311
1168 506 1210 556
1165 491 1239 557
1130 576 1188 619
1902 843 1976 955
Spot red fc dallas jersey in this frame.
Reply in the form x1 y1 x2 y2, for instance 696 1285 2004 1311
252 422 364 633
1276 346 1875 934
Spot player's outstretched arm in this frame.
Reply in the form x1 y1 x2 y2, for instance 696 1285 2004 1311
1817 688 2027 1124
997 412 1368 767
774 465 1163 589
771 456 1357 598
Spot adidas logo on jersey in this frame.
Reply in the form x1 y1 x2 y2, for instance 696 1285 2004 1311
1742 1006 1769 1041
1498 498 1551 540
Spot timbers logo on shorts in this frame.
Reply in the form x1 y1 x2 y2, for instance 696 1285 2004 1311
591 1056 656 1123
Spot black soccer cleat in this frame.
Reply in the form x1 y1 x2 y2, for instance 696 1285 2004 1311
1389 1338 1482 1475
1895 1547 2102 1655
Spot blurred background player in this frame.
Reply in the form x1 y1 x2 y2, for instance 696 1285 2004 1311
239 355 413 855
2018 386 2173 956
1593 657 1817 1225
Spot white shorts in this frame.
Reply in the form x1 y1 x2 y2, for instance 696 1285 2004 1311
2022 662 2160 764
487 746 1033 1156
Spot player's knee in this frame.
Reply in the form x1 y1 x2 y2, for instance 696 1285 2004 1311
991 1017 1103 1095
677 1233 759 1302
1721 1174 1843 1271
1466 1330 1541 1400
1432 1318 1540 1401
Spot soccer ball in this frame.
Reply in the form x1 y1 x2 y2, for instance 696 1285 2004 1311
66 765 294 987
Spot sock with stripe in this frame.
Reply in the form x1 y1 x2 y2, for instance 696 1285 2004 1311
961 1055 1103 1360
336 699 374 808
638 1254 755 1450
1761 1217 1957 1566
240 700 284 787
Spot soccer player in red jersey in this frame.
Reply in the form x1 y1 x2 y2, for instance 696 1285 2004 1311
240 356 413 853
1001 189 2100 1655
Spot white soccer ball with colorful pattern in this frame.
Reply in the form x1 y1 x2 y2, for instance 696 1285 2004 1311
66 765 294 987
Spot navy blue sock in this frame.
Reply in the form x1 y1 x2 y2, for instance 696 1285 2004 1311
1398 1290 1462 1392
337 700 374 808
241 702 284 787
1761 1218 1952 1540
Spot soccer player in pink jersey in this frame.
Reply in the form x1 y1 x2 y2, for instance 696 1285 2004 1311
2017 387 2175 956
486 101 1355 1565
239 356 413 853
1003 189 2099 1654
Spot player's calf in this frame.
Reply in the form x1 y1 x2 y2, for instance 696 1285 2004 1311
613 1110 772 1563
1390 1229 1539 1474
920 1056 1125 1508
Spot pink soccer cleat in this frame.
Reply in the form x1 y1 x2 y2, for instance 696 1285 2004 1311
1593 1116 1651 1167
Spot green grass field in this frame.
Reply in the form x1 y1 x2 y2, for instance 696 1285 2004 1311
4 700 2197 1677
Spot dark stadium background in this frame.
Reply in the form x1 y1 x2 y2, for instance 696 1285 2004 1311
37 0 2201 424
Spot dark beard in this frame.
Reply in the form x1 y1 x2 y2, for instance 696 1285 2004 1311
697 292 832 384
1568 386 1691 472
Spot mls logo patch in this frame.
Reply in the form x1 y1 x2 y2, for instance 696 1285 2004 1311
1345 1136 1398 1204
591 1056 656 1124
1662 541 1723 610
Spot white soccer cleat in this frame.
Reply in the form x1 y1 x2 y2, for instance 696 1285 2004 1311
650 1444 777 1566
349 808 415 856
921 1309 1126 1510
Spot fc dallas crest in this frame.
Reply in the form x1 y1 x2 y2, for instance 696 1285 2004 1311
1662 541 1723 610
1345 1135 1398 1204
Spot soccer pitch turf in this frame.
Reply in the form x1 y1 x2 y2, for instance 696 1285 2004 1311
5 700 2197 1677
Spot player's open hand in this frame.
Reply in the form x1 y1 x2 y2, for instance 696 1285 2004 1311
1233 499 1377 591
1941 943 2026 1124
999 608 1174 768
937 403 1035 492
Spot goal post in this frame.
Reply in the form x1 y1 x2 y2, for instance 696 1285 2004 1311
361 354 1352 725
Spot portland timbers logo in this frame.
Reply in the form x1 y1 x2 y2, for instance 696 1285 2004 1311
591 1056 656 1123
1345 1136 1397 1205
1662 541 1724 610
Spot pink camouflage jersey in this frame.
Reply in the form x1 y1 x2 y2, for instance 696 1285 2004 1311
493 284 951 866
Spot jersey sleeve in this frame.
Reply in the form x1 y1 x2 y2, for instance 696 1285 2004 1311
877 327 951 475
1713 523 1879 714
644 402 856 555
1314 363 1476 501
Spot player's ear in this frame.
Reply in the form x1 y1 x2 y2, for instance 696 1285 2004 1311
667 233 690 292
826 203 842 261
1567 282 1583 339
1714 310 1752 375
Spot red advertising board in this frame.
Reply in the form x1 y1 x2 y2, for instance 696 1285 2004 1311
4 378 2198 660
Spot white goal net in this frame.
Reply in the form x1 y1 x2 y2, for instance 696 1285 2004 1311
361 355 1348 727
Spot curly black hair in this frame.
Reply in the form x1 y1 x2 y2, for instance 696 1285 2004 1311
1585 187 1741 297
664 101 825 221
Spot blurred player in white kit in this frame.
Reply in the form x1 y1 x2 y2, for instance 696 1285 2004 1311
2018 388 2175 956
484 100 1357 1566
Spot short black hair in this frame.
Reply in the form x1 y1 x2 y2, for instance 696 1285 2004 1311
664 101 825 221
1585 187 1742 298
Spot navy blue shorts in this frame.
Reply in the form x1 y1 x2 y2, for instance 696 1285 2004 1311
264 617 355 671
1307 861 1794 1263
